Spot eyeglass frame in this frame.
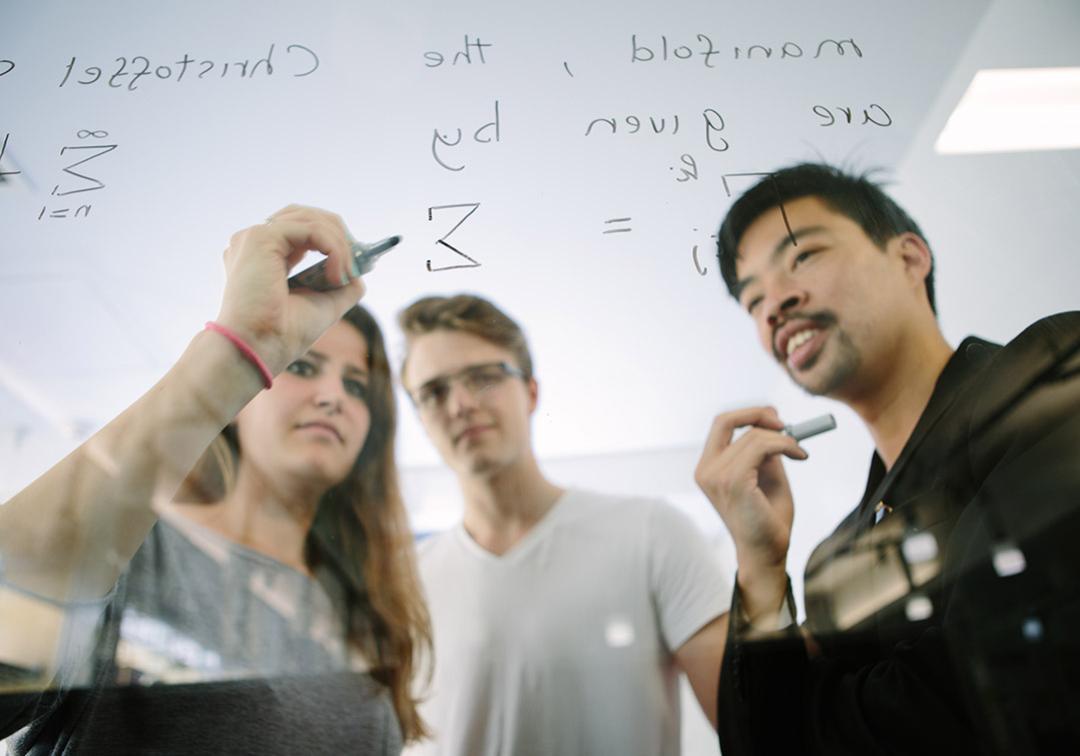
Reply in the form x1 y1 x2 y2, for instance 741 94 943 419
406 361 527 412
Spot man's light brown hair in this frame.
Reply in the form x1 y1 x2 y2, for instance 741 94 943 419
398 294 534 383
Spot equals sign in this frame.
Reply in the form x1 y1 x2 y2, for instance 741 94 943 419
603 217 632 234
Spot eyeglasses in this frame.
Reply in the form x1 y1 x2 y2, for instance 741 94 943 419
409 361 525 412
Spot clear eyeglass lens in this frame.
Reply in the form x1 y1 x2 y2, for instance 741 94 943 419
463 366 506 393
416 364 510 410
417 383 445 409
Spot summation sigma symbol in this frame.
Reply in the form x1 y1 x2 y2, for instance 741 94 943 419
422 38 498 270
427 203 482 272
37 130 118 221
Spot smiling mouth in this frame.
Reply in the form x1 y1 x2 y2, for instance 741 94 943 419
786 326 819 355
774 313 836 367
783 327 836 374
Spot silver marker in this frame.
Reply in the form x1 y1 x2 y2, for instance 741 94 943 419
287 235 401 292
781 413 836 442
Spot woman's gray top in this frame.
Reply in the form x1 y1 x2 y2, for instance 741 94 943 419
3 516 403 755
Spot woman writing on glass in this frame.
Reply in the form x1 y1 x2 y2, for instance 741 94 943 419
0 206 430 754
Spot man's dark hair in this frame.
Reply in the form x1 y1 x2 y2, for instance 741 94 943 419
716 163 936 313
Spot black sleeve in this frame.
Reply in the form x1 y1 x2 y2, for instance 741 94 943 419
0 688 40 740
717 579 807 755
717 313 1080 756
943 313 1080 752
717 581 978 756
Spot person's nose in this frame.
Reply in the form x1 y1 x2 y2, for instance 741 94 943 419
764 275 807 329
312 375 345 414
444 376 479 418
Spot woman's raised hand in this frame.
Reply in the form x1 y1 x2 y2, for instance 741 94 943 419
214 205 367 375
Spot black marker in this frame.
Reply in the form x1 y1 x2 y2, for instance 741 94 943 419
288 235 401 292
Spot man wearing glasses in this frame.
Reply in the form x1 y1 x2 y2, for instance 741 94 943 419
397 294 730 756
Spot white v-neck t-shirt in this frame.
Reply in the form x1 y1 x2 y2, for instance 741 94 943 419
408 488 730 756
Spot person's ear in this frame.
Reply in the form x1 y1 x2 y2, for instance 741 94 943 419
526 377 539 414
893 232 933 296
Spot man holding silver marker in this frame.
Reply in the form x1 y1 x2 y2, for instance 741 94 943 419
695 163 1080 755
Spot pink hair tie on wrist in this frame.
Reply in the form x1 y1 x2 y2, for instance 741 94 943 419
204 321 274 389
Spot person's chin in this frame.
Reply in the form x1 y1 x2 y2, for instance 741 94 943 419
288 455 351 488
456 449 501 477
793 353 858 398
794 376 829 397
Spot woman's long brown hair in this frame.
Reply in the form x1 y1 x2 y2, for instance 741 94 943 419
184 305 432 742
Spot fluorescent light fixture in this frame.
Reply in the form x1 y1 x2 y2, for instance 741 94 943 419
936 67 1080 154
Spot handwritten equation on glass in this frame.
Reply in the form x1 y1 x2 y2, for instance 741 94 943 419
422 34 884 275
1 32 887 276
0 130 118 221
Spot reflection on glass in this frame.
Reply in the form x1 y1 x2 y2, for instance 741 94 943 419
1 210 430 754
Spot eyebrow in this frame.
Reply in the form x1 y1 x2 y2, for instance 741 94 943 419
414 362 510 394
733 225 829 301
306 349 369 377
416 376 443 394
